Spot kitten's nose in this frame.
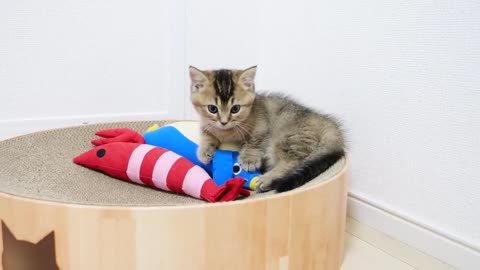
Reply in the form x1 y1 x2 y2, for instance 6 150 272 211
220 121 228 126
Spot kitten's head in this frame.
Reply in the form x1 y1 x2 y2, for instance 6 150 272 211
189 66 257 130
2 221 59 270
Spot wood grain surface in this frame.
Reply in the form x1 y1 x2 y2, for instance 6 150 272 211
0 157 348 270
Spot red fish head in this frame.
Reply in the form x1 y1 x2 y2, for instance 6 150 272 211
73 142 141 180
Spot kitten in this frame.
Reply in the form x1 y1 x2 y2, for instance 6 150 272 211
1 221 59 270
189 66 345 192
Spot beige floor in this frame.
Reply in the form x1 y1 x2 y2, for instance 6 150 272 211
342 218 455 270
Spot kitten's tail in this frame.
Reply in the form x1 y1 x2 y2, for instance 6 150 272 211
271 150 344 193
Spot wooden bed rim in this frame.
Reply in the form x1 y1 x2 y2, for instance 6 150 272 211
0 156 349 270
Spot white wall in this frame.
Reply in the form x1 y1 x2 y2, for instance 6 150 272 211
1 0 479 268
257 1 480 268
0 0 186 139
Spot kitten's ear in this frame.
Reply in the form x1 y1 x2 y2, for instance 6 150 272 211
2 220 15 242
189 66 208 93
239 66 257 91
36 231 55 250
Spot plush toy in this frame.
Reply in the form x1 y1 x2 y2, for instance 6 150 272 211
91 124 262 190
73 140 250 202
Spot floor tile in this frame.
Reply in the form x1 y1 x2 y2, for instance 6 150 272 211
341 233 417 270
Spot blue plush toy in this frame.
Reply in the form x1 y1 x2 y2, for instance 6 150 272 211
143 124 261 190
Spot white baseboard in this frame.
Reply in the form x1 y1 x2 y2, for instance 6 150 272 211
347 193 480 270
0 112 175 140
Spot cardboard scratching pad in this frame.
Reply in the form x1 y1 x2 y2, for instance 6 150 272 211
0 120 348 270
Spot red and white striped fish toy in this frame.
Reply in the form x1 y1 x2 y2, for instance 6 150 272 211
73 142 250 202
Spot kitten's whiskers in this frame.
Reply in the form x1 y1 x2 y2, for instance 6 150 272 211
233 126 245 143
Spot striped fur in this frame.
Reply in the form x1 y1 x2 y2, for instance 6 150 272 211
213 69 235 104
189 66 345 193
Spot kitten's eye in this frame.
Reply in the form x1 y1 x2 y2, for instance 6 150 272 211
207 105 218 114
230 105 241 114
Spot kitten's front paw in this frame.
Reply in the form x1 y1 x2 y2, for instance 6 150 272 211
239 148 263 172
255 176 274 193
197 144 216 164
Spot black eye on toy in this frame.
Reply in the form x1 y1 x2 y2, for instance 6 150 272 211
96 149 106 158
233 163 242 175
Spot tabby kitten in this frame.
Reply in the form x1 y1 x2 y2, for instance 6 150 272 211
189 66 345 192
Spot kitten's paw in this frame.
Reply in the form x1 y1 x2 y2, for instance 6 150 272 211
239 149 263 172
255 176 274 193
197 144 216 164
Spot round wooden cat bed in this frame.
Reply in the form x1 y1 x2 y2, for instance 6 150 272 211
0 120 348 270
